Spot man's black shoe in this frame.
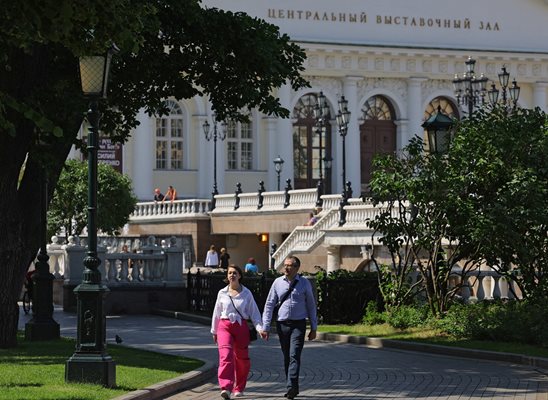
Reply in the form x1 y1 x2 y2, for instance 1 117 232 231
285 388 299 399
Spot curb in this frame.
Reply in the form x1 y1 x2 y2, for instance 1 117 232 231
112 360 217 400
315 332 548 370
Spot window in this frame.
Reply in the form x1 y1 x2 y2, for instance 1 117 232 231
424 96 459 120
155 100 184 170
226 112 253 170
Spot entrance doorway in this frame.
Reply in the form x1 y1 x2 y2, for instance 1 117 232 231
359 95 396 195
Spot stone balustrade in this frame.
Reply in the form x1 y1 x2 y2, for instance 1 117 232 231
131 199 210 221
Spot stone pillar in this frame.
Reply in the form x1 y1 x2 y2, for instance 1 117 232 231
164 237 184 286
533 82 548 112
277 83 294 182
132 108 154 201
325 245 341 273
406 77 427 146
343 77 362 197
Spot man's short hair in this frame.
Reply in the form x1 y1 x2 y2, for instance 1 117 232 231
286 256 301 268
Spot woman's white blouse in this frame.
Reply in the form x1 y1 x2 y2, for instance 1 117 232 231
211 285 263 334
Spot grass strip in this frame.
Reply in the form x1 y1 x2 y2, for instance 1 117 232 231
318 323 548 358
0 333 203 400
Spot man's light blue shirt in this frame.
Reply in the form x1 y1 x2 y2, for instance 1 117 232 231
262 274 318 332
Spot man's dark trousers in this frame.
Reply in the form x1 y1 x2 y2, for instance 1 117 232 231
277 319 306 393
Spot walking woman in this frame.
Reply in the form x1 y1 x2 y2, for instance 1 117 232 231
211 265 264 399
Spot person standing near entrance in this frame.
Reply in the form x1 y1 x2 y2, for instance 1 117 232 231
211 265 264 399
261 256 318 400
205 244 219 268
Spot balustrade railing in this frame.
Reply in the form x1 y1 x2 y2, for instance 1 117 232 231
272 208 340 269
131 199 210 221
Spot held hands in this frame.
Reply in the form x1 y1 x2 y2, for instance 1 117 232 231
259 330 269 340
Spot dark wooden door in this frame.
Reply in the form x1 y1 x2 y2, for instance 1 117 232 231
360 120 396 194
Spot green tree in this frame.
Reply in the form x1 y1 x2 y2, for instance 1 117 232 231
447 106 548 301
48 159 137 237
369 106 548 316
369 137 483 317
0 1 308 347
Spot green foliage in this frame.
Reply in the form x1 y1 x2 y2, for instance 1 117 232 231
434 300 548 347
362 301 386 325
447 107 548 300
0 333 202 400
369 106 548 317
48 159 137 237
385 304 430 330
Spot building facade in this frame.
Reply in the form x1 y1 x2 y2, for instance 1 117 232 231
115 0 548 202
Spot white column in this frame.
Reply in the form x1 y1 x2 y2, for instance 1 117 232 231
132 108 154 201
265 115 280 191
406 77 427 147
277 83 293 187
533 82 548 112
326 245 341 272
342 77 362 197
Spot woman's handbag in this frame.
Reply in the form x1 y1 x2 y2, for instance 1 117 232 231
229 295 258 342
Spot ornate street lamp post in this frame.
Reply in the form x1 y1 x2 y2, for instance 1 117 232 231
203 115 226 210
422 106 455 154
336 95 351 196
487 66 521 110
24 162 60 341
66 47 117 387
273 155 284 191
313 91 329 206
453 57 521 118
452 57 488 118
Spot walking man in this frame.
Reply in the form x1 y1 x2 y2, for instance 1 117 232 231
261 256 317 399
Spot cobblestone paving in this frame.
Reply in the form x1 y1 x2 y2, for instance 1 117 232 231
19 309 548 400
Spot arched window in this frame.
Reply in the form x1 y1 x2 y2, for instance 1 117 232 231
362 95 394 121
292 93 332 190
424 96 459 120
226 111 253 170
155 100 184 170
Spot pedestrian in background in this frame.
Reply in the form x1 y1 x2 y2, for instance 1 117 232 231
211 265 264 399
162 185 177 203
261 256 318 400
205 244 219 268
219 247 230 270
153 188 164 202
244 257 259 274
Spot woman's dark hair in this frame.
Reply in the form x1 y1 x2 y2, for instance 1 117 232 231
224 264 244 284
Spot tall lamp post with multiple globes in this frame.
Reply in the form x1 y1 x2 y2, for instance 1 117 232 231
203 115 226 210
313 91 329 206
273 155 284 191
66 47 117 387
453 57 521 118
336 95 351 196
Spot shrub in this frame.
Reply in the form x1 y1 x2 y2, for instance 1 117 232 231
386 304 429 330
362 301 386 325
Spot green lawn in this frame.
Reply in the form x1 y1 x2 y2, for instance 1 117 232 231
318 323 548 358
0 334 203 400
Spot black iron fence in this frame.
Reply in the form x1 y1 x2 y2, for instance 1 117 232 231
187 270 381 324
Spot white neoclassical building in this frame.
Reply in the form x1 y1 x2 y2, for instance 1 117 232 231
114 0 548 202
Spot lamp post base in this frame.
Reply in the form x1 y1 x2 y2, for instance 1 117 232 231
25 319 60 341
66 353 116 387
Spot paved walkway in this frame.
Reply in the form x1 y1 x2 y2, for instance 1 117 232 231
18 309 548 400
